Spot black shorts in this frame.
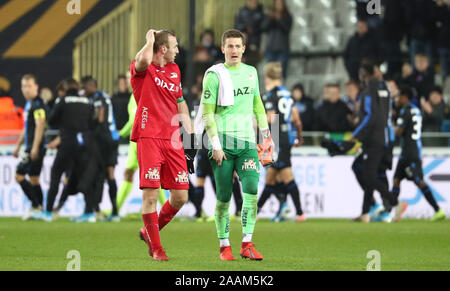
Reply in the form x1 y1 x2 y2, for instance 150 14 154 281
379 145 394 171
16 149 46 176
270 144 292 170
196 149 213 178
99 141 118 168
394 158 424 183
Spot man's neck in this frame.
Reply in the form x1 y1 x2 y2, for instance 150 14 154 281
225 61 241 68
266 81 282 91
152 54 167 67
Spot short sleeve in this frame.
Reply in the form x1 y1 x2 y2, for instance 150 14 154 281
202 72 219 105
130 60 147 78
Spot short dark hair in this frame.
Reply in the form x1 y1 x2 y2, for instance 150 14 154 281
292 83 304 94
399 85 413 100
221 29 246 46
430 85 443 96
56 80 68 93
65 78 80 92
200 29 214 41
346 80 359 88
153 30 176 53
81 75 97 87
117 74 127 81
22 74 37 84
325 83 340 89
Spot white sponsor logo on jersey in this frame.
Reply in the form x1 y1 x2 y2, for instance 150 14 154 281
154 77 180 93
141 107 148 129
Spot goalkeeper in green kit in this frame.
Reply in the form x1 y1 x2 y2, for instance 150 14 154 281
196 29 274 261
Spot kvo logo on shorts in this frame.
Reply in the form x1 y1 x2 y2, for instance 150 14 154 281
145 168 160 180
175 171 189 184
242 159 259 173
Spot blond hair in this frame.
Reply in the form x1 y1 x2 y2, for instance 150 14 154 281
264 62 283 80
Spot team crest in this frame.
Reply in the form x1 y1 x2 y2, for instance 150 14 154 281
145 168 160 180
175 171 189 184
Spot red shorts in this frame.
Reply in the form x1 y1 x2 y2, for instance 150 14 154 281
137 138 189 190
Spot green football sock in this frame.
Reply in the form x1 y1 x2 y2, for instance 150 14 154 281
241 193 258 235
117 181 133 211
158 188 167 205
215 200 231 239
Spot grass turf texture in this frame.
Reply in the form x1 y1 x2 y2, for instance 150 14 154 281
0 218 449 271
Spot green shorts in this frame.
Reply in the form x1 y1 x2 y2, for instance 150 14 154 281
208 137 260 201
125 142 139 171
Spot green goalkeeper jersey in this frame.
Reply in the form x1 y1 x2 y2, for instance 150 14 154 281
119 94 137 138
202 63 267 145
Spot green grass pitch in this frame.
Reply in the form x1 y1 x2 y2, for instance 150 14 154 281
0 218 449 271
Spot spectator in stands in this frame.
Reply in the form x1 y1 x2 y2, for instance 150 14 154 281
112 75 130 133
261 0 293 79
40 87 54 108
193 46 211 83
401 61 414 83
344 19 379 81
409 53 435 103
344 80 361 127
199 29 223 64
355 0 382 29
405 0 436 66
314 84 353 132
380 0 407 79
235 0 265 66
422 86 447 132
292 83 315 131
433 0 450 82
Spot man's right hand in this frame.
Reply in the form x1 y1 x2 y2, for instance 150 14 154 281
212 149 227 166
12 146 20 158
145 29 160 44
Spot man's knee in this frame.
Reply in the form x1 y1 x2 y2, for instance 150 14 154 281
15 174 25 183
142 189 159 206
29 176 40 186
241 176 259 195
124 169 134 182
170 189 188 207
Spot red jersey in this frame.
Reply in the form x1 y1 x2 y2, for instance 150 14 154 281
129 60 184 142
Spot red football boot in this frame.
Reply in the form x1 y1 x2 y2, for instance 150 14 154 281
139 227 153 257
240 242 263 261
220 246 235 261
153 248 169 261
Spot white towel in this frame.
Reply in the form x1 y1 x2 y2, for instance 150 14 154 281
194 64 234 135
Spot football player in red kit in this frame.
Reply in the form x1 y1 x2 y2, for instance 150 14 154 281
130 29 196 261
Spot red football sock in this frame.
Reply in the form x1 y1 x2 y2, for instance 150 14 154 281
142 212 162 250
158 201 179 230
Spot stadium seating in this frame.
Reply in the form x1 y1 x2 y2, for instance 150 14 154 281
287 0 357 98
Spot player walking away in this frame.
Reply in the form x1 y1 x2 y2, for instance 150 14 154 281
40 78 98 222
13 74 47 220
350 62 396 223
116 93 167 215
352 65 406 222
257 62 306 222
84 78 120 222
131 29 196 261
198 29 274 261
390 86 446 222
